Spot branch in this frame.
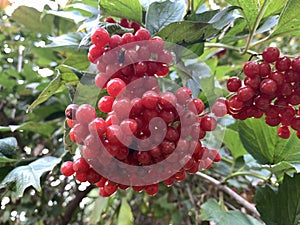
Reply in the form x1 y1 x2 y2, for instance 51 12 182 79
196 172 260 218
60 185 94 225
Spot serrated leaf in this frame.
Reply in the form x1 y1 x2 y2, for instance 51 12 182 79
146 0 186 35
270 0 300 38
0 137 18 157
200 198 262 225
10 6 54 34
100 0 142 23
117 198 133 225
238 118 300 165
9 121 58 137
156 6 239 45
255 174 300 225
46 10 87 24
1 156 61 197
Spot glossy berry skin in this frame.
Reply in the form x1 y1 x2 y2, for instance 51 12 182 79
89 117 107 136
227 77 242 92
176 87 192 105
212 101 228 117
144 183 159 196
107 78 126 97
291 57 300 72
260 78 277 96
277 125 291 139
262 47 280 63
134 28 151 41
91 28 110 47
243 61 260 78
237 86 255 102
275 56 291 72
60 161 75 176
73 157 90 173
76 104 97 125
200 116 217 131
98 96 114 113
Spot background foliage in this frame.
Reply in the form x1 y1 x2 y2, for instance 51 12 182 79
0 0 300 224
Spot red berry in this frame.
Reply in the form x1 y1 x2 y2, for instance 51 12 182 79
259 62 271 77
104 17 116 23
237 86 255 102
187 98 205 114
291 116 300 131
134 28 151 41
89 117 107 136
104 180 118 196
243 61 260 78
87 168 101 184
277 125 291 139
141 91 160 109
60 161 75 176
65 104 78 120
212 101 228 117
144 183 159 196
176 87 192 105
98 96 114 113
76 104 97 125
75 172 88 182
109 34 122 48
107 78 126 97
120 119 138 135
200 115 217 131
73 157 90 173
262 47 280 63
260 78 278 96
227 77 242 92
291 56 300 72
275 56 291 72
91 28 110 47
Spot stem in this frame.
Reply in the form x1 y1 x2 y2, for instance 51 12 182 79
196 172 260 217
242 0 270 54
205 43 257 55
222 171 269 183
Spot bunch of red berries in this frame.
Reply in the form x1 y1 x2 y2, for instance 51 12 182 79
225 47 300 139
61 19 221 197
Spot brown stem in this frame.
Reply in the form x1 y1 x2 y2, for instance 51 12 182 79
59 185 94 225
196 172 260 218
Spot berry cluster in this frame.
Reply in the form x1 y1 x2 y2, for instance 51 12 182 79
61 19 221 197
224 47 300 139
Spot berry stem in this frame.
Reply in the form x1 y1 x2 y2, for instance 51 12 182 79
205 43 257 55
242 0 270 55
222 171 269 184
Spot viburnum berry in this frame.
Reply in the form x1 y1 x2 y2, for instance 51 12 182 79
237 86 255 102
144 183 159 196
89 117 107 136
291 56 300 72
65 104 78 120
275 56 291 72
60 161 75 176
76 104 97 125
243 61 260 78
134 28 151 41
212 100 228 117
107 78 126 97
73 157 90 173
262 47 280 63
176 87 192 105
260 78 278 96
200 115 217 131
98 96 114 113
91 27 110 47
277 125 291 139
227 77 242 92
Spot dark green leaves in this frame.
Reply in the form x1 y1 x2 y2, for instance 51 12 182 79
146 0 186 35
1 156 61 197
238 118 300 165
156 6 239 45
255 174 300 225
99 0 143 23
200 198 261 225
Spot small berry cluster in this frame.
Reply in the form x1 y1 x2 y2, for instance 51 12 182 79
225 47 300 139
61 19 221 197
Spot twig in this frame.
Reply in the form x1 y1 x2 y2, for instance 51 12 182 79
186 183 199 225
196 172 260 218
59 185 94 225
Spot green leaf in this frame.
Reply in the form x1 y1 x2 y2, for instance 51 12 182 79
255 174 300 225
200 198 262 225
1 156 61 197
45 33 85 50
46 10 87 24
28 70 79 111
0 154 17 163
223 128 248 159
146 0 186 35
238 118 300 164
88 197 108 224
9 121 58 137
270 0 300 38
117 198 133 225
0 137 18 158
264 0 288 18
156 6 239 45
10 6 54 34
100 0 143 23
